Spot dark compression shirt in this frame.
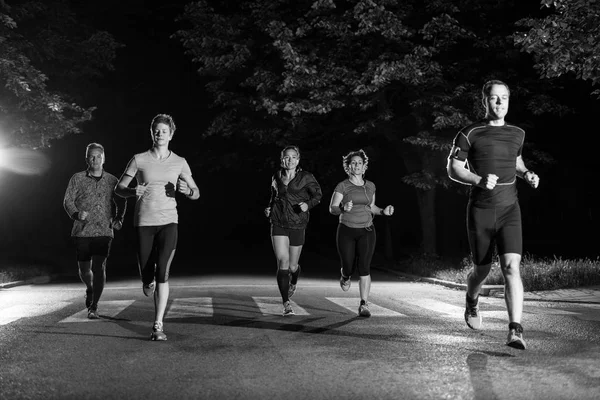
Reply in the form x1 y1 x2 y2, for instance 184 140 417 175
450 121 525 208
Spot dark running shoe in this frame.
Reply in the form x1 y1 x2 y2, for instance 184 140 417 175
506 327 527 350
143 280 156 297
283 301 295 316
358 302 371 317
87 308 100 320
151 321 167 341
464 294 482 330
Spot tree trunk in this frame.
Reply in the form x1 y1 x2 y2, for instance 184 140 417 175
416 187 437 255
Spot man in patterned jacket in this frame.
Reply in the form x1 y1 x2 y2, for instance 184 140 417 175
64 143 126 319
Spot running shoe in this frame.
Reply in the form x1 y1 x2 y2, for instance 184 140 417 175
464 294 482 330
506 327 526 350
143 280 156 297
283 301 295 316
358 302 371 317
87 308 100 320
340 269 351 292
85 289 93 309
151 321 167 341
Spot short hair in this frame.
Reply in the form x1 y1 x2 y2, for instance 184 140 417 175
482 80 510 100
342 149 369 175
150 114 176 134
280 145 300 159
85 143 104 157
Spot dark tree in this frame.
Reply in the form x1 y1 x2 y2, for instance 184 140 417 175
514 0 600 97
0 0 122 148
175 0 560 255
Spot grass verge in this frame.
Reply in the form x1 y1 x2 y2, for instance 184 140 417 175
397 254 600 292
0 261 54 285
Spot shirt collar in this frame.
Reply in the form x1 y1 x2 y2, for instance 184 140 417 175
86 169 104 179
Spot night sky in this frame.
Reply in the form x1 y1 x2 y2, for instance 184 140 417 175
1 1 599 275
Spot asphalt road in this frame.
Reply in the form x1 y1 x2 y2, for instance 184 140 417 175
1 269 600 400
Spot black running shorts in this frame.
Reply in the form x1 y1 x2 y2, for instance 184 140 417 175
271 224 305 246
74 236 112 261
467 202 522 265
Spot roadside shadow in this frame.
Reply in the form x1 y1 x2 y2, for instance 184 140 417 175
165 314 412 342
26 329 148 341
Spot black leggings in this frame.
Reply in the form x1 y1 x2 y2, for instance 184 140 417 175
336 224 376 277
136 223 178 284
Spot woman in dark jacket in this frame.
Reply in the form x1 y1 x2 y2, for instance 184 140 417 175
264 145 322 316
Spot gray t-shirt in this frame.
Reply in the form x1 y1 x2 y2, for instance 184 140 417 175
124 150 192 227
334 179 376 228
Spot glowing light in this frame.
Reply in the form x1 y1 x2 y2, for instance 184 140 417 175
0 147 51 175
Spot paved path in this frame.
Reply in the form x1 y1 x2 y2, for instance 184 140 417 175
3 270 600 304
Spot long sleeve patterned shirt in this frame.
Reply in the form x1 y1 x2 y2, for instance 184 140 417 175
63 170 126 238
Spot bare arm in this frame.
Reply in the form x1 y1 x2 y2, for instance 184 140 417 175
369 194 394 217
447 152 497 190
114 173 137 198
516 156 539 188
329 191 345 215
177 175 200 200
448 157 482 186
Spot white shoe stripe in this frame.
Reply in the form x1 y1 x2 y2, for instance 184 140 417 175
58 300 135 323
253 297 310 316
326 298 406 316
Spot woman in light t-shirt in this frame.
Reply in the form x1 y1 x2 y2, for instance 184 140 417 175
329 149 394 317
115 114 199 341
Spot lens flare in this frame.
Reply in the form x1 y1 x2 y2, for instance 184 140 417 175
0 147 51 175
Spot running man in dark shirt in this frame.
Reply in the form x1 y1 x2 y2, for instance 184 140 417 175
64 143 126 319
447 80 539 350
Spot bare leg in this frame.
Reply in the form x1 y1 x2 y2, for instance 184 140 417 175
154 281 170 323
359 275 371 302
272 236 291 272
499 253 523 323
289 245 303 283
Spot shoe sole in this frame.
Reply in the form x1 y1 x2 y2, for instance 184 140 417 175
465 310 482 330
465 317 482 330
358 307 371 317
288 285 296 298
151 333 167 341
506 338 526 350
143 283 156 297
340 279 351 291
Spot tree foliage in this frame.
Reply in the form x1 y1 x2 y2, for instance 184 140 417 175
176 0 557 167
175 0 562 254
514 0 600 96
0 0 122 148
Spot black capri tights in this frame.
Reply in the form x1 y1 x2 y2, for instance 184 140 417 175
336 223 376 277
137 223 178 284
